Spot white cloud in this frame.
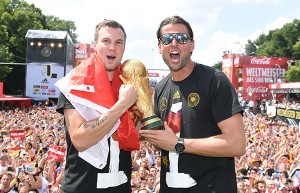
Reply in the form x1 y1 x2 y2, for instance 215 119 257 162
205 6 223 23
231 0 282 3
254 0 282 4
195 31 246 65
248 17 293 41
198 16 292 65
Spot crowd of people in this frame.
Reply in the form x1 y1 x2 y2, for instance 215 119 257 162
0 99 298 193
0 103 65 193
236 98 300 193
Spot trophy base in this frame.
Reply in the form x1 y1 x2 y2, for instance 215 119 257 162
141 115 163 130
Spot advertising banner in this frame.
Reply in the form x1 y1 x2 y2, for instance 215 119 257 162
74 44 93 67
276 107 300 122
25 63 65 100
239 56 294 67
243 64 285 94
240 56 294 101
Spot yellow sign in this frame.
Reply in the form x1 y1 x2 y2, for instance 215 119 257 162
277 108 300 120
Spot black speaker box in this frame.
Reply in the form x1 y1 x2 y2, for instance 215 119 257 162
26 39 66 63
25 30 75 65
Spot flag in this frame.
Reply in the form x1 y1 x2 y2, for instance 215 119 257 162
9 130 25 140
55 53 139 169
47 144 66 163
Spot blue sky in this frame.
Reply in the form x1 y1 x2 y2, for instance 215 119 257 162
25 0 300 70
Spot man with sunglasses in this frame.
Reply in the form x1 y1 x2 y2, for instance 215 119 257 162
139 15 246 192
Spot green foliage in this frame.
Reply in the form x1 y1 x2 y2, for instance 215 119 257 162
252 19 300 59
286 61 300 82
0 44 12 81
244 40 256 56
212 61 222 70
293 36 300 58
46 15 77 43
0 65 12 81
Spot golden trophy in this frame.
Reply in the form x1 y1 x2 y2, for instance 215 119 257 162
120 59 163 130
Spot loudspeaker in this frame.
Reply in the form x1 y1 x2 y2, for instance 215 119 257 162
26 39 66 63
25 30 75 65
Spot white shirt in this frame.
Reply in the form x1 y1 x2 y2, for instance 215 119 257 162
248 100 254 108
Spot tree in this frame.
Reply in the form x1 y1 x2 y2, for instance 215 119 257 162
0 0 78 95
0 23 13 81
254 19 300 58
286 61 300 82
293 36 300 59
244 40 256 56
212 61 222 70
46 15 78 43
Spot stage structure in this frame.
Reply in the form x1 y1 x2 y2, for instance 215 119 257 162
25 30 75 100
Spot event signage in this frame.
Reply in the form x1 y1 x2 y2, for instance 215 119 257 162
276 107 300 123
10 130 25 140
47 144 66 162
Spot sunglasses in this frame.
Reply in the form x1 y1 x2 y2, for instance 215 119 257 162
159 33 192 45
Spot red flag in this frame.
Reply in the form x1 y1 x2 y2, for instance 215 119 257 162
25 128 33 137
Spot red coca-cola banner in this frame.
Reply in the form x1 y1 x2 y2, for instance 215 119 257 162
242 63 288 101
47 144 66 162
148 72 160 77
238 56 294 68
10 130 25 140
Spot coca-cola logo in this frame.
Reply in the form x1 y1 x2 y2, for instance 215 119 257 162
246 86 268 93
250 57 271 65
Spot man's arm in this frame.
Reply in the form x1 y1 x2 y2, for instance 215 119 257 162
140 113 246 157
64 84 138 152
184 113 246 157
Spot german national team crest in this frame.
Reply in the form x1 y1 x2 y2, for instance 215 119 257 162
188 93 200 107
160 97 168 111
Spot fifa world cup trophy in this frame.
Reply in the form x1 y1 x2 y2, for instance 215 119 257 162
120 59 163 130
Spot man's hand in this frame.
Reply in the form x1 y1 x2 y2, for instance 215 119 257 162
130 104 143 118
139 122 178 151
130 104 142 129
118 84 138 110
